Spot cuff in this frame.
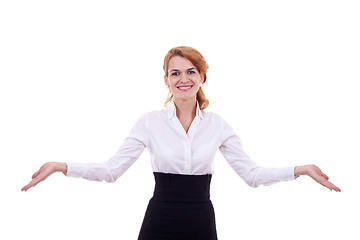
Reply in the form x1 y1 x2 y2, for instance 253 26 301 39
65 162 86 178
282 166 297 181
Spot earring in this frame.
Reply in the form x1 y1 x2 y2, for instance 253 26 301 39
199 83 203 87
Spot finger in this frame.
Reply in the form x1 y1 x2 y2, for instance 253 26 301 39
21 181 34 192
313 166 329 180
331 184 341 192
22 173 46 192
320 171 329 180
32 169 42 179
21 179 38 192
21 185 28 191
314 176 341 192
32 163 48 179
321 180 341 192
310 171 327 184
22 184 33 192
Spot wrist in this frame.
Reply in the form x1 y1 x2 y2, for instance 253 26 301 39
56 162 68 174
294 166 304 178
294 166 299 178
294 165 310 177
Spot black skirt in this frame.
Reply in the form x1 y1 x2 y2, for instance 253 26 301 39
138 172 218 240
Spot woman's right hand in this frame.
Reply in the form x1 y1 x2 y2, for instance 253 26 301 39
21 162 67 192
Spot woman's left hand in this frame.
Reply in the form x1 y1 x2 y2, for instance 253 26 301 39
294 165 341 192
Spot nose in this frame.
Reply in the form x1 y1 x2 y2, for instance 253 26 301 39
179 72 190 83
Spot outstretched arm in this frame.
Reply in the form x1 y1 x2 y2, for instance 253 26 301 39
21 162 67 192
294 164 341 192
22 113 148 192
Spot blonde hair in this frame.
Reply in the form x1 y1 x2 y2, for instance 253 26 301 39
163 46 209 110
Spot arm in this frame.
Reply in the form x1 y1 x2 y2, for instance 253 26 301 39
219 117 341 191
294 164 341 192
22 113 148 191
219 117 295 187
65 131 146 182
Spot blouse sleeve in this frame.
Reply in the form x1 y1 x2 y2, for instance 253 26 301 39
65 113 148 183
218 117 296 187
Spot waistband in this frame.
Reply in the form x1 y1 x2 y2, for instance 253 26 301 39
152 172 212 202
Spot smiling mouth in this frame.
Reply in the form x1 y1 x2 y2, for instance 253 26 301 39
177 85 193 90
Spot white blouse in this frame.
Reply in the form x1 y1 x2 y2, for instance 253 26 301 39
66 101 296 187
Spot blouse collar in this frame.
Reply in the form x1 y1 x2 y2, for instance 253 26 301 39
166 100 204 120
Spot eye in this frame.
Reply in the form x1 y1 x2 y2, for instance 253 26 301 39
188 70 196 74
171 72 180 76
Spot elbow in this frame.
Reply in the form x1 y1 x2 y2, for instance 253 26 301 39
241 175 259 188
105 179 116 183
250 183 258 188
243 168 261 188
247 180 259 188
104 173 117 183
103 162 122 183
84 174 117 183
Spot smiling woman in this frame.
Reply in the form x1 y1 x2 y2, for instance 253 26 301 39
22 46 341 240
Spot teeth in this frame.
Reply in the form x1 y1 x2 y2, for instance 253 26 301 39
178 86 192 90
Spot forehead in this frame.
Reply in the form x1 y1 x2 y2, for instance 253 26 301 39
168 56 195 71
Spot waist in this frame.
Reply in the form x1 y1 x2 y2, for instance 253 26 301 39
152 172 212 202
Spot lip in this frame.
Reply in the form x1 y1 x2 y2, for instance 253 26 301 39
177 85 193 91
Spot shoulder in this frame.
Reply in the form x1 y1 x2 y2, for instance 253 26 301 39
202 110 226 123
200 111 229 132
203 110 235 133
139 107 168 122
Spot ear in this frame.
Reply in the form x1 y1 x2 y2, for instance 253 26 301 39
164 75 169 87
200 73 205 84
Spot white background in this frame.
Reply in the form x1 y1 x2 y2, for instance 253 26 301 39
1 0 359 239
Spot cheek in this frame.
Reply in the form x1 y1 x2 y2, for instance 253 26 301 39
169 78 177 86
194 77 202 85
169 76 181 85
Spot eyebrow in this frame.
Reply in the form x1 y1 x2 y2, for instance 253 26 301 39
170 67 196 73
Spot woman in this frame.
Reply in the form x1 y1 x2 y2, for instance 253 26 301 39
22 46 341 240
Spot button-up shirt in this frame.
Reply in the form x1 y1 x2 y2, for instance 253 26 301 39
66 101 295 187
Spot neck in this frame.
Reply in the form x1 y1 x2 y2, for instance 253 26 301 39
173 98 197 119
